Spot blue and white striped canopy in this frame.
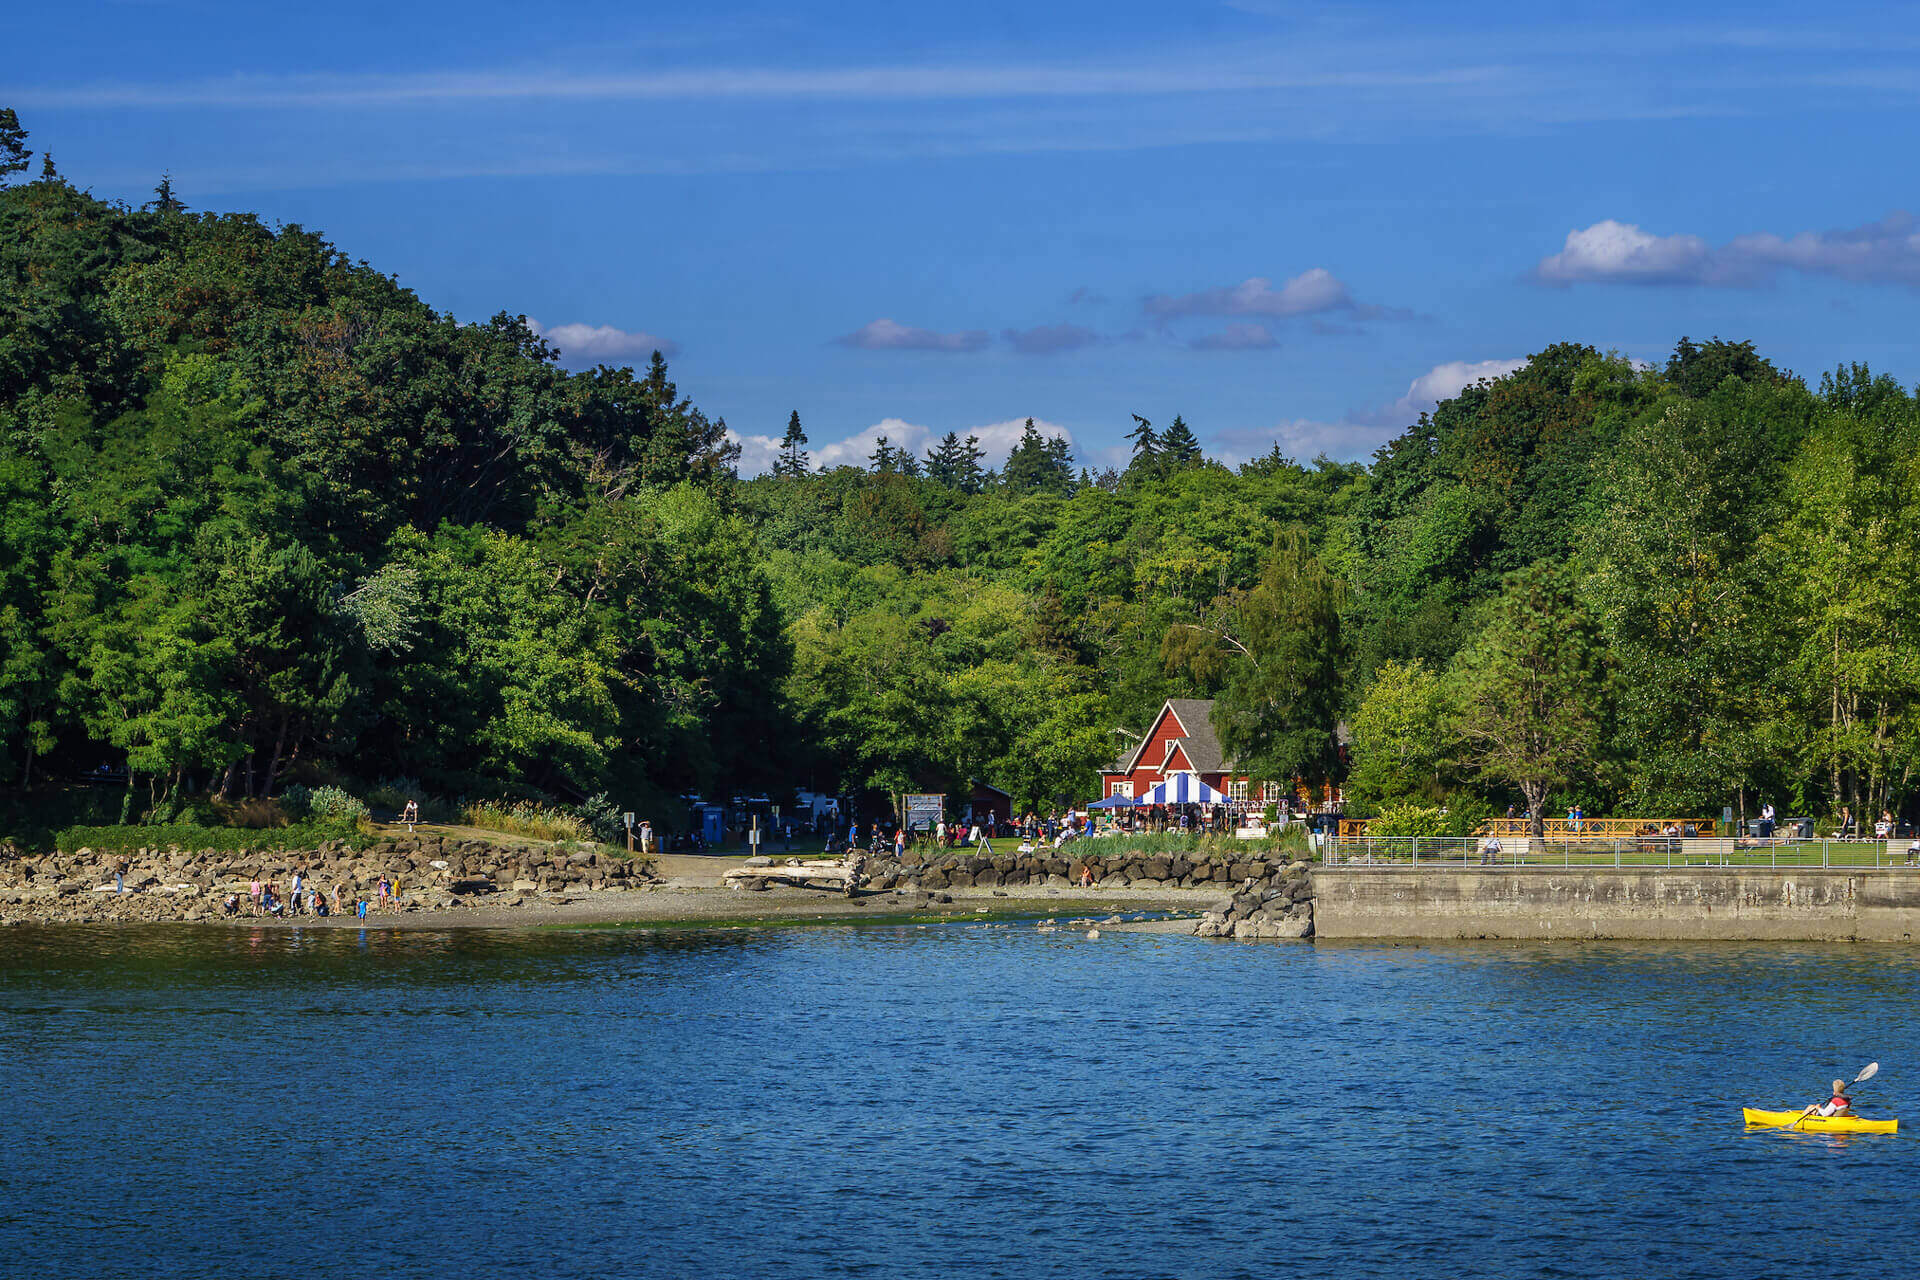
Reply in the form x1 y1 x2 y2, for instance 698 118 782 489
1144 774 1230 806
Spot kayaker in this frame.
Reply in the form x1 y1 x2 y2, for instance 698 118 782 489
1804 1080 1854 1119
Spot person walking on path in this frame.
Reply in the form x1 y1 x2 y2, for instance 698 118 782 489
1760 802 1776 839
894 826 906 859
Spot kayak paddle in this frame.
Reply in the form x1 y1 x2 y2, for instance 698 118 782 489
1785 1061 1878 1130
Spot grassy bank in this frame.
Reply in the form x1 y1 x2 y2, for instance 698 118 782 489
52 820 370 856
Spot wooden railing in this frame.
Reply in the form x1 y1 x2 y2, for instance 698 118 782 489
1339 816 1721 841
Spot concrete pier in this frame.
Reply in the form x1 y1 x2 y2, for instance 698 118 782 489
1312 866 1920 941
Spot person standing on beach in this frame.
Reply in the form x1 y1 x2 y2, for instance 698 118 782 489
289 868 304 915
249 875 263 915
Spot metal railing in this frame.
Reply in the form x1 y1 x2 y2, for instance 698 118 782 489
1338 816 1723 841
1326 836 1920 870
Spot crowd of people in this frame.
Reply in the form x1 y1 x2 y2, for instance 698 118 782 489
216 870 399 919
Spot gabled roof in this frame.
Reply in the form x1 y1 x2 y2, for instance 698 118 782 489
1113 698 1235 776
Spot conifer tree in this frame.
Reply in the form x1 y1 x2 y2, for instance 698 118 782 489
149 174 186 214
773 410 810 476
1124 413 1160 480
869 435 897 473
0 109 30 185
955 435 987 494
924 431 964 488
1160 414 1202 469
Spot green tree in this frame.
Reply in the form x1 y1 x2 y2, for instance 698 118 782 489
1160 414 1202 469
1002 418 1072 494
1449 565 1612 838
0 109 29 185
1347 660 1452 808
1163 528 1347 786
773 410 810 476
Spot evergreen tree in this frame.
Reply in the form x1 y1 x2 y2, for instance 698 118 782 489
37 152 58 183
773 410 810 477
924 431 964 488
0 109 30 185
149 174 186 215
955 435 987 494
1003 418 1072 494
1124 413 1162 481
1160 415 1202 469
869 435 898 473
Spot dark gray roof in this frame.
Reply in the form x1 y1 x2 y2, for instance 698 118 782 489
1164 698 1232 773
1112 698 1237 775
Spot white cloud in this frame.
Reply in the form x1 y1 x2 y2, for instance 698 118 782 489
1146 268 1356 320
834 317 991 352
1537 212 1920 288
1535 220 1724 285
527 318 677 364
1188 322 1281 351
728 415 1075 476
1379 357 1528 420
1207 355 1527 464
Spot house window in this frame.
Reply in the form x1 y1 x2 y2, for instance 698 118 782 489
1262 782 1282 803
1229 779 1249 802
1110 781 1133 798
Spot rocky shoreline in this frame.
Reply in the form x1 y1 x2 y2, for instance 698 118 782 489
0 840 1316 937
0 835 657 926
742 848 1317 940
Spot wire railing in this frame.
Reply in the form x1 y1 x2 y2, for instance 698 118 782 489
1327 836 1920 870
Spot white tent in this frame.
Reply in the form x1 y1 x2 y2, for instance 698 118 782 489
1143 775 1230 806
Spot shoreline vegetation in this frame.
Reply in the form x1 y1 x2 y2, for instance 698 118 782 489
5 110 1920 861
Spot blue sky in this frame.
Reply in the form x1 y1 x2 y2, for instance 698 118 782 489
12 0 1920 472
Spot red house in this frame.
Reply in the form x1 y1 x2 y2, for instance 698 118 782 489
1099 699 1269 807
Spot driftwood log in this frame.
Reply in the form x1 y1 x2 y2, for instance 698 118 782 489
723 853 869 896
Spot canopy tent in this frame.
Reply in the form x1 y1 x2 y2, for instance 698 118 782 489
1088 793 1143 809
1144 774 1231 806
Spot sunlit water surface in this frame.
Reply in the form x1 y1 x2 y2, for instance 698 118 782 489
5 923 1920 1278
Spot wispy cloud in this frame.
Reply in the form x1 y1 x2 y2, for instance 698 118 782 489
1536 212 1920 288
11 63 1503 111
528 318 676 364
1188 322 1280 351
834 318 991 353
727 415 1074 476
1146 268 1357 320
1003 322 1101 355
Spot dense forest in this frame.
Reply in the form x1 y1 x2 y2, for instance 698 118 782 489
4 111 1919 834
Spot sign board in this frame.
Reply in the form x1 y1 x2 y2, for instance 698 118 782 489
623 812 634 829
1722 807 1733 825
904 793 944 830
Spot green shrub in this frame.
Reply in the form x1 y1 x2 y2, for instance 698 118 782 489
55 819 365 855
308 786 369 824
1440 795 1498 838
573 792 625 844
1369 802 1449 838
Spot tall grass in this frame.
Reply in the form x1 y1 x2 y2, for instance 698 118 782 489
1083 825 1313 861
462 800 591 844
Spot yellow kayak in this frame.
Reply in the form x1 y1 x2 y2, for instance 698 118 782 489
1744 1108 1897 1134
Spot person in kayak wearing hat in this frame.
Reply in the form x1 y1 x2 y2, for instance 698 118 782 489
1804 1080 1855 1119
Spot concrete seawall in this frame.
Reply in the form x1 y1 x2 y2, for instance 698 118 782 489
1312 866 1920 941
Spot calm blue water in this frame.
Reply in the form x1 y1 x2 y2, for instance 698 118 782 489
4 922 1920 1279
